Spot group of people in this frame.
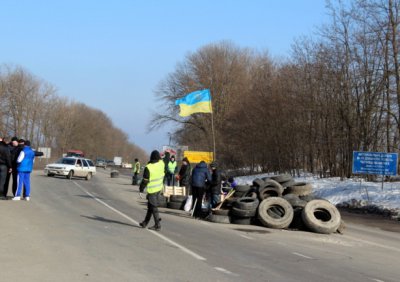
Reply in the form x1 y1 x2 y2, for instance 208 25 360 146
0 137 38 201
136 150 238 231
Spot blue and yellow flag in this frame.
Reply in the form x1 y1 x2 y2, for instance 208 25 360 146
175 89 212 117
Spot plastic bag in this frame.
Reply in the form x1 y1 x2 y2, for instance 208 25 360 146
184 195 193 212
201 194 210 210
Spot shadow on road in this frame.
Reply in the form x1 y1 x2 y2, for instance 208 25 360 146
80 215 141 228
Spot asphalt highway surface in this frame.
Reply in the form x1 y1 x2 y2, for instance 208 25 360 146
1 169 399 282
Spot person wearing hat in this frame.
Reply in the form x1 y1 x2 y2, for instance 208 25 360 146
138 150 165 231
166 155 177 186
178 157 191 190
209 162 222 209
4 137 20 197
191 161 211 219
132 158 141 185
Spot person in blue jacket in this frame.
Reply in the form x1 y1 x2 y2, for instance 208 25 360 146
12 140 35 201
190 161 211 219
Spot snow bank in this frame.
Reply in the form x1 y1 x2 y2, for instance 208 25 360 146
236 173 400 210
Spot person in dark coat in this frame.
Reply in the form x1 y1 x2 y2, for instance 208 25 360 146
191 161 211 219
0 137 12 199
178 157 191 189
209 162 222 208
162 151 170 185
4 137 19 197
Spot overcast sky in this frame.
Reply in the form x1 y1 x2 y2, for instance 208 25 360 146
0 0 329 153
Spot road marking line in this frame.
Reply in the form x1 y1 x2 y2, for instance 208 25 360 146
73 182 206 261
239 234 254 240
214 267 239 277
369 278 385 282
292 252 313 259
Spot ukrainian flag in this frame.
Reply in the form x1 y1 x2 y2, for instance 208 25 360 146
175 89 213 117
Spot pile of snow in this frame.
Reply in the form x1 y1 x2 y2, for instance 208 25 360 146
236 173 400 210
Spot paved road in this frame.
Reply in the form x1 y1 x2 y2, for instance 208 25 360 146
1 170 399 282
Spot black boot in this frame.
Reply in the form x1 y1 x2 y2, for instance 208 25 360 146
139 221 147 228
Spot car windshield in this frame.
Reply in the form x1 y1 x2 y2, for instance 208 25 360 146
56 158 76 165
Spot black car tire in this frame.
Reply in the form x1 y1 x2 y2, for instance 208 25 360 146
258 186 283 200
283 194 307 208
270 174 293 183
231 216 252 225
209 214 231 224
258 197 294 229
302 200 341 234
231 206 257 217
212 209 230 216
233 197 260 210
167 201 184 210
285 182 313 196
252 178 265 188
66 170 73 180
169 195 187 202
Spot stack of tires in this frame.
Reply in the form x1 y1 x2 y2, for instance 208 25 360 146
230 197 259 225
209 174 343 234
167 195 187 210
158 195 168 208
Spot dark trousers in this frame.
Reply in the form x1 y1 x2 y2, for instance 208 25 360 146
210 193 220 208
132 172 138 185
143 192 161 227
166 173 175 186
192 186 205 218
4 169 18 197
0 165 8 197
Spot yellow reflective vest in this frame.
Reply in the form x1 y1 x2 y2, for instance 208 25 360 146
134 161 141 174
146 160 165 194
168 161 177 174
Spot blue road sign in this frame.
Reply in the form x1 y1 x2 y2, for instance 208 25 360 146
352 151 398 176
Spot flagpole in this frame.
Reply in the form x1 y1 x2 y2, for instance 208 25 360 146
210 94 216 161
211 110 216 161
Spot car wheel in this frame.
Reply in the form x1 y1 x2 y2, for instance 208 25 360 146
66 170 73 180
86 172 92 181
47 173 54 177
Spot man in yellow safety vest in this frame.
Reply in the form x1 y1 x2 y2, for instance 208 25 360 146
139 150 164 231
132 158 141 185
166 155 177 186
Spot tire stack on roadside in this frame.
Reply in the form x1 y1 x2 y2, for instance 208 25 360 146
209 174 343 234
158 194 168 208
166 195 187 210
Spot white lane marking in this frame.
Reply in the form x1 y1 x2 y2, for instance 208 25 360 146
369 278 385 282
73 182 206 261
214 267 239 277
239 234 254 240
292 252 313 259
